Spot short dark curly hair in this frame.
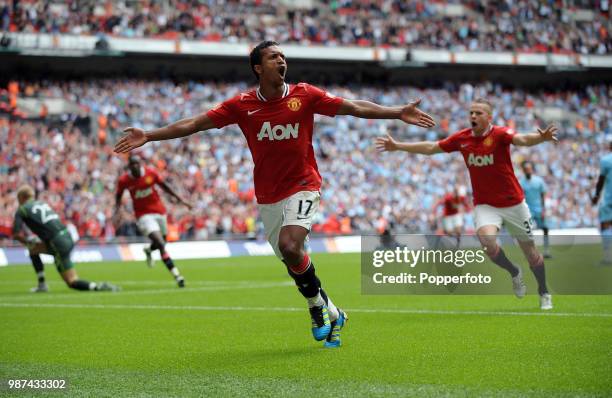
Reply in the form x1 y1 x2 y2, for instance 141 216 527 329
249 40 279 81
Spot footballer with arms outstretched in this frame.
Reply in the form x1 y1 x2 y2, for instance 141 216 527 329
377 98 557 310
114 155 192 287
13 185 119 292
115 40 436 347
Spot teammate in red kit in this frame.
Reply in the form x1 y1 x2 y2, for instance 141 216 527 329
114 155 191 287
434 186 470 247
377 98 558 310
114 40 435 347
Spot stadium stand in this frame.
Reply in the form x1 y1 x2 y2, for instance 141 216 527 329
2 0 610 54
1 79 608 242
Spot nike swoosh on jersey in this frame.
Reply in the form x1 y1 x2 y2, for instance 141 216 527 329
248 109 262 115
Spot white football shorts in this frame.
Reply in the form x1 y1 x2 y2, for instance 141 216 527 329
442 213 463 232
137 213 168 237
258 191 320 259
474 200 534 242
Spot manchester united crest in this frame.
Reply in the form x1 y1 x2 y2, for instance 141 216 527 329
145 176 153 185
484 137 493 146
287 98 302 111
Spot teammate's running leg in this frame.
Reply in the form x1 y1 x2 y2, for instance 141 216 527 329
149 231 185 287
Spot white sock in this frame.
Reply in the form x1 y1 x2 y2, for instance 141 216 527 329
171 267 180 278
326 296 340 322
307 292 325 308
89 282 97 291
306 291 340 321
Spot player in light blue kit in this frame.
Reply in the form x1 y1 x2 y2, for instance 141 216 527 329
591 140 612 265
520 161 551 258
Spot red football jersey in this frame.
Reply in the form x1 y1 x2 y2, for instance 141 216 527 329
438 126 524 207
117 167 166 218
439 193 469 216
206 83 344 204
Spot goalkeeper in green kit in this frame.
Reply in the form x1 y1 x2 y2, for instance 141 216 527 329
12 185 119 292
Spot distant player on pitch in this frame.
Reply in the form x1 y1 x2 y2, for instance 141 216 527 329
114 40 435 347
591 138 612 265
114 155 191 287
434 186 470 247
377 98 557 310
13 185 119 292
520 160 551 258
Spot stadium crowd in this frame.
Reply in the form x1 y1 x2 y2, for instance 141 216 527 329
0 79 609 242
1 0 610 54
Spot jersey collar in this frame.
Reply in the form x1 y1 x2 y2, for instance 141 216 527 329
256 83 289 102
471 124 493 137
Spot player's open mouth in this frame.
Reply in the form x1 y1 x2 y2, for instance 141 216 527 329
471 121 477 127
278 66 286 78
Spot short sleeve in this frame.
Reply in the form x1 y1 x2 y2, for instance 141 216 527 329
305 84 343 117
116 176 126 195
540 178 547 194
499 127 516 145
206 95 240 128
150 168 163 184
438 132 461 152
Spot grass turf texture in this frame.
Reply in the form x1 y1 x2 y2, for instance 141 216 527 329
0 252 611 397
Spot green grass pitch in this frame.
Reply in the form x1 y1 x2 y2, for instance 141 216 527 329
0 252 611 397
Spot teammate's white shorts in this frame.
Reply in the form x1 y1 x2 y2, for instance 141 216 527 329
258 191 320 259
442 213 463 232
137 213 168 237
474 200 534 242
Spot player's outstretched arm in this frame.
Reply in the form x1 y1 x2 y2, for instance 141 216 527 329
158 181 192 210
376 134 443 155
338 99 436 128
114 113 216 153
512 124 558 147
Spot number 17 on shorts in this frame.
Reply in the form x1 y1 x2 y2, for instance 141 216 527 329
285 191 320 229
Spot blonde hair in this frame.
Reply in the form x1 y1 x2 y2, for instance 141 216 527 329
17 185 35 203
472 98 493 114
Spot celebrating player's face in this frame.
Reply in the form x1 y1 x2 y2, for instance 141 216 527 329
257 46 287 84
469 103 492 134
128 161 141 177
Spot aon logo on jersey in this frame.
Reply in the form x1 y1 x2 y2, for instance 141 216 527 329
468 153 494 167
257 122 299 141
134 187 153 198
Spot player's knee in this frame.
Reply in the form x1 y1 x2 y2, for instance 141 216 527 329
278 239 302 262
480 242 499 258
65 276 78 287
150 236 165 251
528 252 544 268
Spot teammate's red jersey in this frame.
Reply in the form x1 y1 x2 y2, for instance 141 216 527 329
438 125 524 207
438 193 469 216
206 83 344 204
117 167 166 218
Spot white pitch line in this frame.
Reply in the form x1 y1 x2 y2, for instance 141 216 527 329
0 302 611 318
0 280 277 286
0 281 294 301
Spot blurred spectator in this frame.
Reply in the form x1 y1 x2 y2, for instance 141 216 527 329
0 79 609 244
3 0 610 54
